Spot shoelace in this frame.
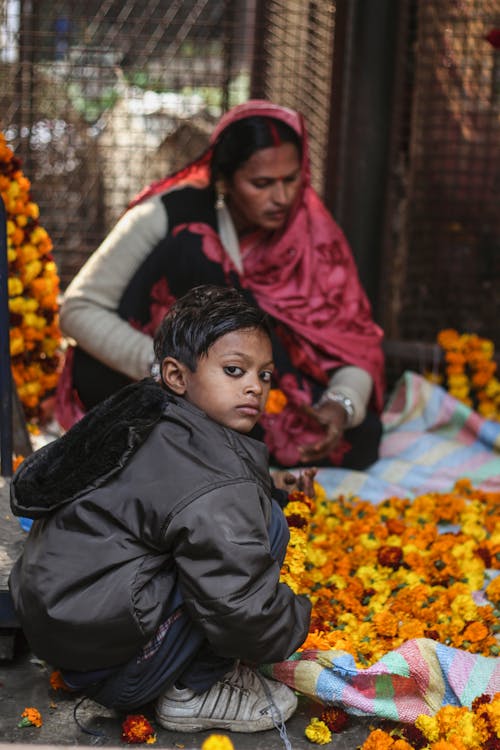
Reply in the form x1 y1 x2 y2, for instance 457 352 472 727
255 671 293 750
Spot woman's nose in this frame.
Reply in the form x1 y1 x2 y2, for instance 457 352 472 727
272 180 287 204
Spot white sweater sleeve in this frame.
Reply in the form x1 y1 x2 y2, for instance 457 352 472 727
326 366 374 427
60 197 168 381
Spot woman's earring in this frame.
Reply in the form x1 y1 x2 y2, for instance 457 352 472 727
215 191 226 210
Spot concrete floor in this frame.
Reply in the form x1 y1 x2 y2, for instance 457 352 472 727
0 633 383 749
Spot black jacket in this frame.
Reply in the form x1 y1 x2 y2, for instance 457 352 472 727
9 379 311 670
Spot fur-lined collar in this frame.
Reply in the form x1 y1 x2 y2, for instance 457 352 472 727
11 379 171 518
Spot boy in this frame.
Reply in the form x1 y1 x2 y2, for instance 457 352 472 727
9 285 311 733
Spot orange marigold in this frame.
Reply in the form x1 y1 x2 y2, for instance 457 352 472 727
18 707 42 728
265 387 288 414
49 669 72 691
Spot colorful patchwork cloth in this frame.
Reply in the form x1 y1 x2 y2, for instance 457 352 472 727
316 370 500 502
267 638 500 722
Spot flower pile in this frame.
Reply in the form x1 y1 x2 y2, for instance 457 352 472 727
434 329 500 421
1 132 62 420
289 478 500 745
287 478 500 667
361 692 500 749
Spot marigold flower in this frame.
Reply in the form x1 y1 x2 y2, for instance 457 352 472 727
320 706 349 732
415 714 439 741
304 717 332 744
377 545 403 570
49 669 72 691
265 387 288 414
18 707 42 728
360 728 395 749
202 735 234 750
121 714 156 744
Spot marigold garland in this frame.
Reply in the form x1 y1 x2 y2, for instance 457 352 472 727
18 707 42 728
433 329 500 421
1 132 62 421
121 714 156 744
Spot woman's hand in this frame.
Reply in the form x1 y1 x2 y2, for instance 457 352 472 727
297 401 348 464
272 468 317 498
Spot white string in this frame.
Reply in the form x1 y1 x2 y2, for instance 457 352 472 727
255 672 294 750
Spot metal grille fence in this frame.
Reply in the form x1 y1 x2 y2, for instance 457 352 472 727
1 0 256 285
0 0 337 287
2 0 500 356
251 0 336 197
381 0 500 347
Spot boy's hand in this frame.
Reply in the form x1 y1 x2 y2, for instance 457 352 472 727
272 468 317 498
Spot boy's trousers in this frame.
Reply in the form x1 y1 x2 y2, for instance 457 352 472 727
63 498 290 710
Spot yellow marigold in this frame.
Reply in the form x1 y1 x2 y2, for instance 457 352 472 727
18 707 42 728
485 575 500 604
304 717 332 745
202 735 234 750
415 714 439 741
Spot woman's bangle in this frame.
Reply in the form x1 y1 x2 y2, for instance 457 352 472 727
316 391 355 428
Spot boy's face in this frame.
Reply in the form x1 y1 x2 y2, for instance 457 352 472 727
165 327 274 433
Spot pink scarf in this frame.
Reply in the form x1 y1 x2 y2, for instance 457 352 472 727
130 100 385 410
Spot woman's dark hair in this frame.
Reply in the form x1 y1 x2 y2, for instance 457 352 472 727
154 284 272 372
210 116 302 184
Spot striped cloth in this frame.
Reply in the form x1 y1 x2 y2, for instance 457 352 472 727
267 638 500 722
316 370 500 502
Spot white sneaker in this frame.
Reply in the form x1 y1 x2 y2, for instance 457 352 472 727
155 663 298 733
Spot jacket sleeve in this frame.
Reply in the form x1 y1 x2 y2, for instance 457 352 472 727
59 197 167 381
165 480 311 664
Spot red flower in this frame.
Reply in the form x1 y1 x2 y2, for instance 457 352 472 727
485 29 500 49
377 545 403 570
286 513 308 529
320 706 349 733
121 715 156 744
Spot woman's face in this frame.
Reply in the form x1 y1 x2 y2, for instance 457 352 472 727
223 142 302 235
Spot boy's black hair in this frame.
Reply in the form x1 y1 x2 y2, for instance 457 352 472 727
153 285 272 372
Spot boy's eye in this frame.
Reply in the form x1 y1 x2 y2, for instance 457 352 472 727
260 370 273 383
223 365 244 376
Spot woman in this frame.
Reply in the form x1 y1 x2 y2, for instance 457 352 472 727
57 99 385 468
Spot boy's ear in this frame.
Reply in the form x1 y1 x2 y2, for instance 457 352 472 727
161 357 189 395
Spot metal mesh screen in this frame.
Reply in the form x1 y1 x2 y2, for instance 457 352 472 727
252 0 336 195
382 0 500 345
0 0 257 286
